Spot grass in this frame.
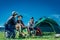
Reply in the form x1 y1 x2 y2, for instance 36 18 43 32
0 32 60 40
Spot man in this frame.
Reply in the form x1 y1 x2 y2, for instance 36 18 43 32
5 11 17 38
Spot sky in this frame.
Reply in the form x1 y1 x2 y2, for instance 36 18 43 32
0 0 60 26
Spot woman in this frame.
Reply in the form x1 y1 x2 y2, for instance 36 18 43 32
16 15 26 38
28 17 35 36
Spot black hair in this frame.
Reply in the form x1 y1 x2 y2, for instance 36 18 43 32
17 15 23 18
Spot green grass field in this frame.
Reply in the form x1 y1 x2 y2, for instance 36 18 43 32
0 32 60 40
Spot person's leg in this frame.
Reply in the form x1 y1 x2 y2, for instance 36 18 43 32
11 30 16 38
13 31 15 38
5 30 11 38
29 28 32 36
5 31 9 38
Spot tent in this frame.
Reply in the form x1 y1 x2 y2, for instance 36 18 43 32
34 17 60 34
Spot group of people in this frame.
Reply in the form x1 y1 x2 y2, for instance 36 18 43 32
4 11 35 38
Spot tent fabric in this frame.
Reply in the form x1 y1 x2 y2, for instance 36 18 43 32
34 17 60 34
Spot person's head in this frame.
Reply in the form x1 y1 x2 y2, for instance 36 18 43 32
17 15 23 20
30 17 34 22
12 11 18 18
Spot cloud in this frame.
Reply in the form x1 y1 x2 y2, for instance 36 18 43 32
0 26 4 27
48 14 60 26
51 14 60 22
51 14 60 18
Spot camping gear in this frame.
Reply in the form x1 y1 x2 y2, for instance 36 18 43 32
34 17 60 35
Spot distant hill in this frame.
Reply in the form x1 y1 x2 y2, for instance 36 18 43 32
0 27 5 32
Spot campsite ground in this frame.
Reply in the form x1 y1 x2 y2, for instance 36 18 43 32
0 32 60 40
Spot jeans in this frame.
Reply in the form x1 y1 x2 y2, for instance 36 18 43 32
5 24 16 38
5 30 15 38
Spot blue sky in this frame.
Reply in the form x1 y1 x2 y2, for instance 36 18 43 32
0 0 60 26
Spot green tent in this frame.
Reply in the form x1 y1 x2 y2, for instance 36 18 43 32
34 17 60 34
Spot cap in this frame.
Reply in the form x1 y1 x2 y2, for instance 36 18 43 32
12 11 18 16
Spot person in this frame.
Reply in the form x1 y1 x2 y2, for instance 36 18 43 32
16 15 26 38
4 11 17 38
28 17 35 36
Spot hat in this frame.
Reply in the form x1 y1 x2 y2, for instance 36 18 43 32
12 11 18 16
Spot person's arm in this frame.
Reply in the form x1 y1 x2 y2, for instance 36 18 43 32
11 17 16 25
28 22 30 28
21 20 25 27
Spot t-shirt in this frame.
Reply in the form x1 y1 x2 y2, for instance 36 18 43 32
7 16 16 25
28 21 34 28
17 20 24 26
